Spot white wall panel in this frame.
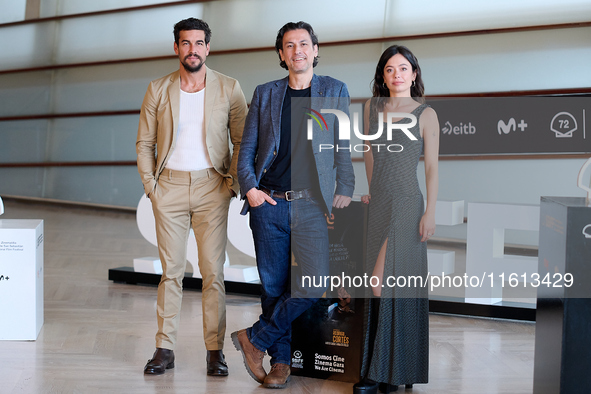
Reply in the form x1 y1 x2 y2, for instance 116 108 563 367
384 0 591 36
39 0 59 18
0 0 26 24
54 4 203 64
378 27 591 94
356 158 590 205
55 0 182 16
0 165 143 208
46 116 139 162
52 60 177 113
208 27 591 98
0 23 57 71
417 158 588 207
205 51 288 100
0 168 46 198
0 120 49 163
39 0 591 39
206 43 381 100
203 0 387 50
0 72 52 116
43 166 143 207
312 43 382 98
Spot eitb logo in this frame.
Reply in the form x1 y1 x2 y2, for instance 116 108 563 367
305 109 418 152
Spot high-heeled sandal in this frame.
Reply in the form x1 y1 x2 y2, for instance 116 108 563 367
353 378 379 394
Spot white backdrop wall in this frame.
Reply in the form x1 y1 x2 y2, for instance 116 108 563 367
0 0 27 24
0 0 589 216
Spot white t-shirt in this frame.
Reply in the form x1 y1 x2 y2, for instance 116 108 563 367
165 88 213 171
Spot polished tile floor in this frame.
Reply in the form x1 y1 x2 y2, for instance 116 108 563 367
0 199 535 393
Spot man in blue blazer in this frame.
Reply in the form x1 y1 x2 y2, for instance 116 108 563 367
232 21 354 389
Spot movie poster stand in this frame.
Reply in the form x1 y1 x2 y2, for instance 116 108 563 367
291 201 367 382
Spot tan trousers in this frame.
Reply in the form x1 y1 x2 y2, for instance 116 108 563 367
150 167 232 351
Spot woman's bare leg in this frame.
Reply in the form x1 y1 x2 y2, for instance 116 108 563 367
371 238 388 297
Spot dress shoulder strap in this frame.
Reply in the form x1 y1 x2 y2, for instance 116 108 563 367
413 103 430 118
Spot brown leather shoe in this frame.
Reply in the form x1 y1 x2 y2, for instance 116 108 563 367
206 349 229 376
144 348 175 375
263 363 291 389
230 329 266 383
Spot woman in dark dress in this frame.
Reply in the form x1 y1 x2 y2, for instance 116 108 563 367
354 45 440 393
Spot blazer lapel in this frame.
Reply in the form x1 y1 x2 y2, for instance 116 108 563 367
167 71 181 144
311 74 323 99
310 74 326 152
270 77 288 148
204 66 219 134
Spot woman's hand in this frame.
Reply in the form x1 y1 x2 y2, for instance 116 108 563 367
419 213 436 242
361 194 371 204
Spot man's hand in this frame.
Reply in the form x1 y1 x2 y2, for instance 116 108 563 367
246 188 277 208
332 194 352 209
337 286 351 302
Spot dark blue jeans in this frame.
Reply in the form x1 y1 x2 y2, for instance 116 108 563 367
247 194 329 366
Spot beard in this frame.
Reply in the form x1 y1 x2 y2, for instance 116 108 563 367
181 54 204 73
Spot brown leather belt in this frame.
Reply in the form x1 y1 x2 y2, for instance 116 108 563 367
260 187 313 202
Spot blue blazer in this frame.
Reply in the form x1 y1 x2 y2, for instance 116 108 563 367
237 74 355 215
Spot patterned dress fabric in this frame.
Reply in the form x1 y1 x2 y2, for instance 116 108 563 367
360 102 430 386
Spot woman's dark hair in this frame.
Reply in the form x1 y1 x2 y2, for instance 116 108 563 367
371 45 425 104
173 18 212 45
275 21 319 70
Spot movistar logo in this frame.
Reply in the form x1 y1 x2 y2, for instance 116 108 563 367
304 108 328 131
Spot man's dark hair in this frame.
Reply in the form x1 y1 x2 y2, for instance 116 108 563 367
173 18 212 45
274 21 319 70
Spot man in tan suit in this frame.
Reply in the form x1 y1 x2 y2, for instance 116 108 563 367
136 17 247 376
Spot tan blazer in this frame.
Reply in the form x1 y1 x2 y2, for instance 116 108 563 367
136 66 247 196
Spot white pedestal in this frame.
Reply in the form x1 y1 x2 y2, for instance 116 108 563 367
224 265 259 283
465 203 539 305
433 200 464 226
0 219 44 340
428 249 456 275
428 200 464 277
133 257 162 274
